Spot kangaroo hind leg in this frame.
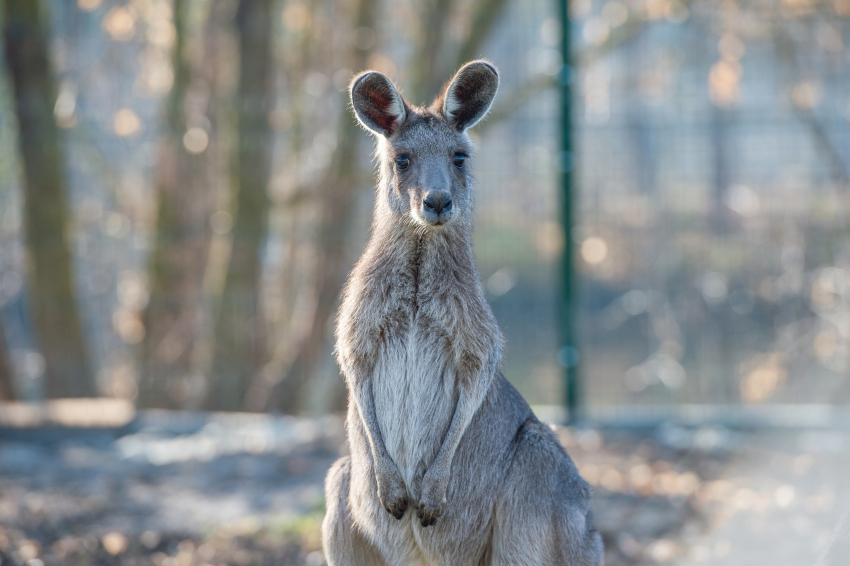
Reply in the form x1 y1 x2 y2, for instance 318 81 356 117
490 421 604 566
322 457 388 566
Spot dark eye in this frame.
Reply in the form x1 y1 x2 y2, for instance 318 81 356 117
453 154 465 168
396 156 410 171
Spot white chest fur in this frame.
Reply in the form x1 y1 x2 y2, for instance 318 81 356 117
371 316 456 494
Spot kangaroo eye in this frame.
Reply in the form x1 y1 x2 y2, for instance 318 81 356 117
395 156 410 171
453 154 465 168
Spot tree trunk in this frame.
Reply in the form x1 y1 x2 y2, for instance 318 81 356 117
138 0 223 408
2 0 94 398
269 0 377 414
205 0 275 411
411 0 454 104
0 318 15 400
453 0 510 70
270 0 514 414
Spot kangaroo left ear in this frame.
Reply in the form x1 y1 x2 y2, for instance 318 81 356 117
438 60 499 132
350 71 407 137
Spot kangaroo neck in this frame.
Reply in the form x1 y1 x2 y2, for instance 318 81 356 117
368 215 475 299
410 232 425 313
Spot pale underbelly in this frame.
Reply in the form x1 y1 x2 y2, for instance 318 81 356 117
371 329 456 491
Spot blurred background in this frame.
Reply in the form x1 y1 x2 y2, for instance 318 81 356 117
0 0 848 565
2 0 850 415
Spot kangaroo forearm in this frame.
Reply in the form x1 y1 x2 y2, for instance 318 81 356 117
428 392 476 477
351 377 394 470
428 355 496 476
415 360 493 525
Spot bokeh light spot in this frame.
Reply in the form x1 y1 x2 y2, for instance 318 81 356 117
581 237 608 265
113 108 142 137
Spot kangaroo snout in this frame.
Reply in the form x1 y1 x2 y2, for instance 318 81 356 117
422 192 453 225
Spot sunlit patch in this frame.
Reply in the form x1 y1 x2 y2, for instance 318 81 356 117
739 353 788 403
792 81 822 109
147 19 176 50
183 127 209 155
486 268 516 297
540 17 562 45
102 533 128 556
136 48 174 95
723 184 759 217
283 2 311 32
577 429 603 451
580 236 608 265
629 463 653 492
774 484 796 508
109 363 138 400
18 540 39 562
77 0 102 11
113 108 142 137
665 0 689 23
535 222 564 260
112 308 145 344
599 466 625 491
812 329 837 362
647 538 678 563
54 82 78 128
582 18 609 46
102 6 136 41
601 2 629 27
625 352 686 391
701 272 728 306
117 271 149 310
708 59 742 107
210 211 234 235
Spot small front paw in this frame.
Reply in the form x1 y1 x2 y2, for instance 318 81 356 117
417 473 448 527
377 469 408 520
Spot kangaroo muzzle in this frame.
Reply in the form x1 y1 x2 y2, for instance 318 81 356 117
421 191 453 226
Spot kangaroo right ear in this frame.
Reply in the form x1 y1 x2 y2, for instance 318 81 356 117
440 60 499 132
350 71 406 137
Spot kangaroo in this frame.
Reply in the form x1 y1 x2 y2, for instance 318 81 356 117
322 60 604 566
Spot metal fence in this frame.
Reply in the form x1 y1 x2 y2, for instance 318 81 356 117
0 0 848 415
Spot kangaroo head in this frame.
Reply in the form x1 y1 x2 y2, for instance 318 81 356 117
350 61 499 229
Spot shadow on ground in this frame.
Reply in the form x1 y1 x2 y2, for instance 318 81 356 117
0 412 847 565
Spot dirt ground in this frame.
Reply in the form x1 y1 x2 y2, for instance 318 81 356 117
0 411 847 566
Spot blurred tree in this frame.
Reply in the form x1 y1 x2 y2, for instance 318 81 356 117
2 0 94 398
205 0 277 411
139 0 226 408
269 0 377 414
453 0 510 73
271 0 514 414
411 0 454 103
0 319 14 400
411 0 511 105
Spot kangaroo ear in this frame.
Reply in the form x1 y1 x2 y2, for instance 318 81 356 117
350 71 406 137
440 60 499 132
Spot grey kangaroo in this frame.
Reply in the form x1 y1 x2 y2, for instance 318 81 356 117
322 60 604 566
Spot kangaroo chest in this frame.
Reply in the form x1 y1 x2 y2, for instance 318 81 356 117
371 299 458 491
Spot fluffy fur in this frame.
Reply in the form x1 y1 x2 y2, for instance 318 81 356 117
323 60 604 566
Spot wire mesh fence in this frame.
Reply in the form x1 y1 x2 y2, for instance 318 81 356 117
574 0 850 409
0 0 847 414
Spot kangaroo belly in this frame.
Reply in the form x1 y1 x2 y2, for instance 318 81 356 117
372 323 456 491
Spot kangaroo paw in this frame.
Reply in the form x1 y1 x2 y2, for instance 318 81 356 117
377 469 409 520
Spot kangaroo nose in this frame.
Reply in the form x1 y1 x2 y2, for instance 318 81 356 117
423 194 452 215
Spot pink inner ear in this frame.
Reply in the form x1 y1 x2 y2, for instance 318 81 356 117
362 87 398 134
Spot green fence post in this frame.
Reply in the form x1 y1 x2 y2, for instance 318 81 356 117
558 0 580 423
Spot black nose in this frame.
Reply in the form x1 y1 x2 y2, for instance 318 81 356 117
423 194 452 215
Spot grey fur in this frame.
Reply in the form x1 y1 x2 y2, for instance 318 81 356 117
323 60 604 566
